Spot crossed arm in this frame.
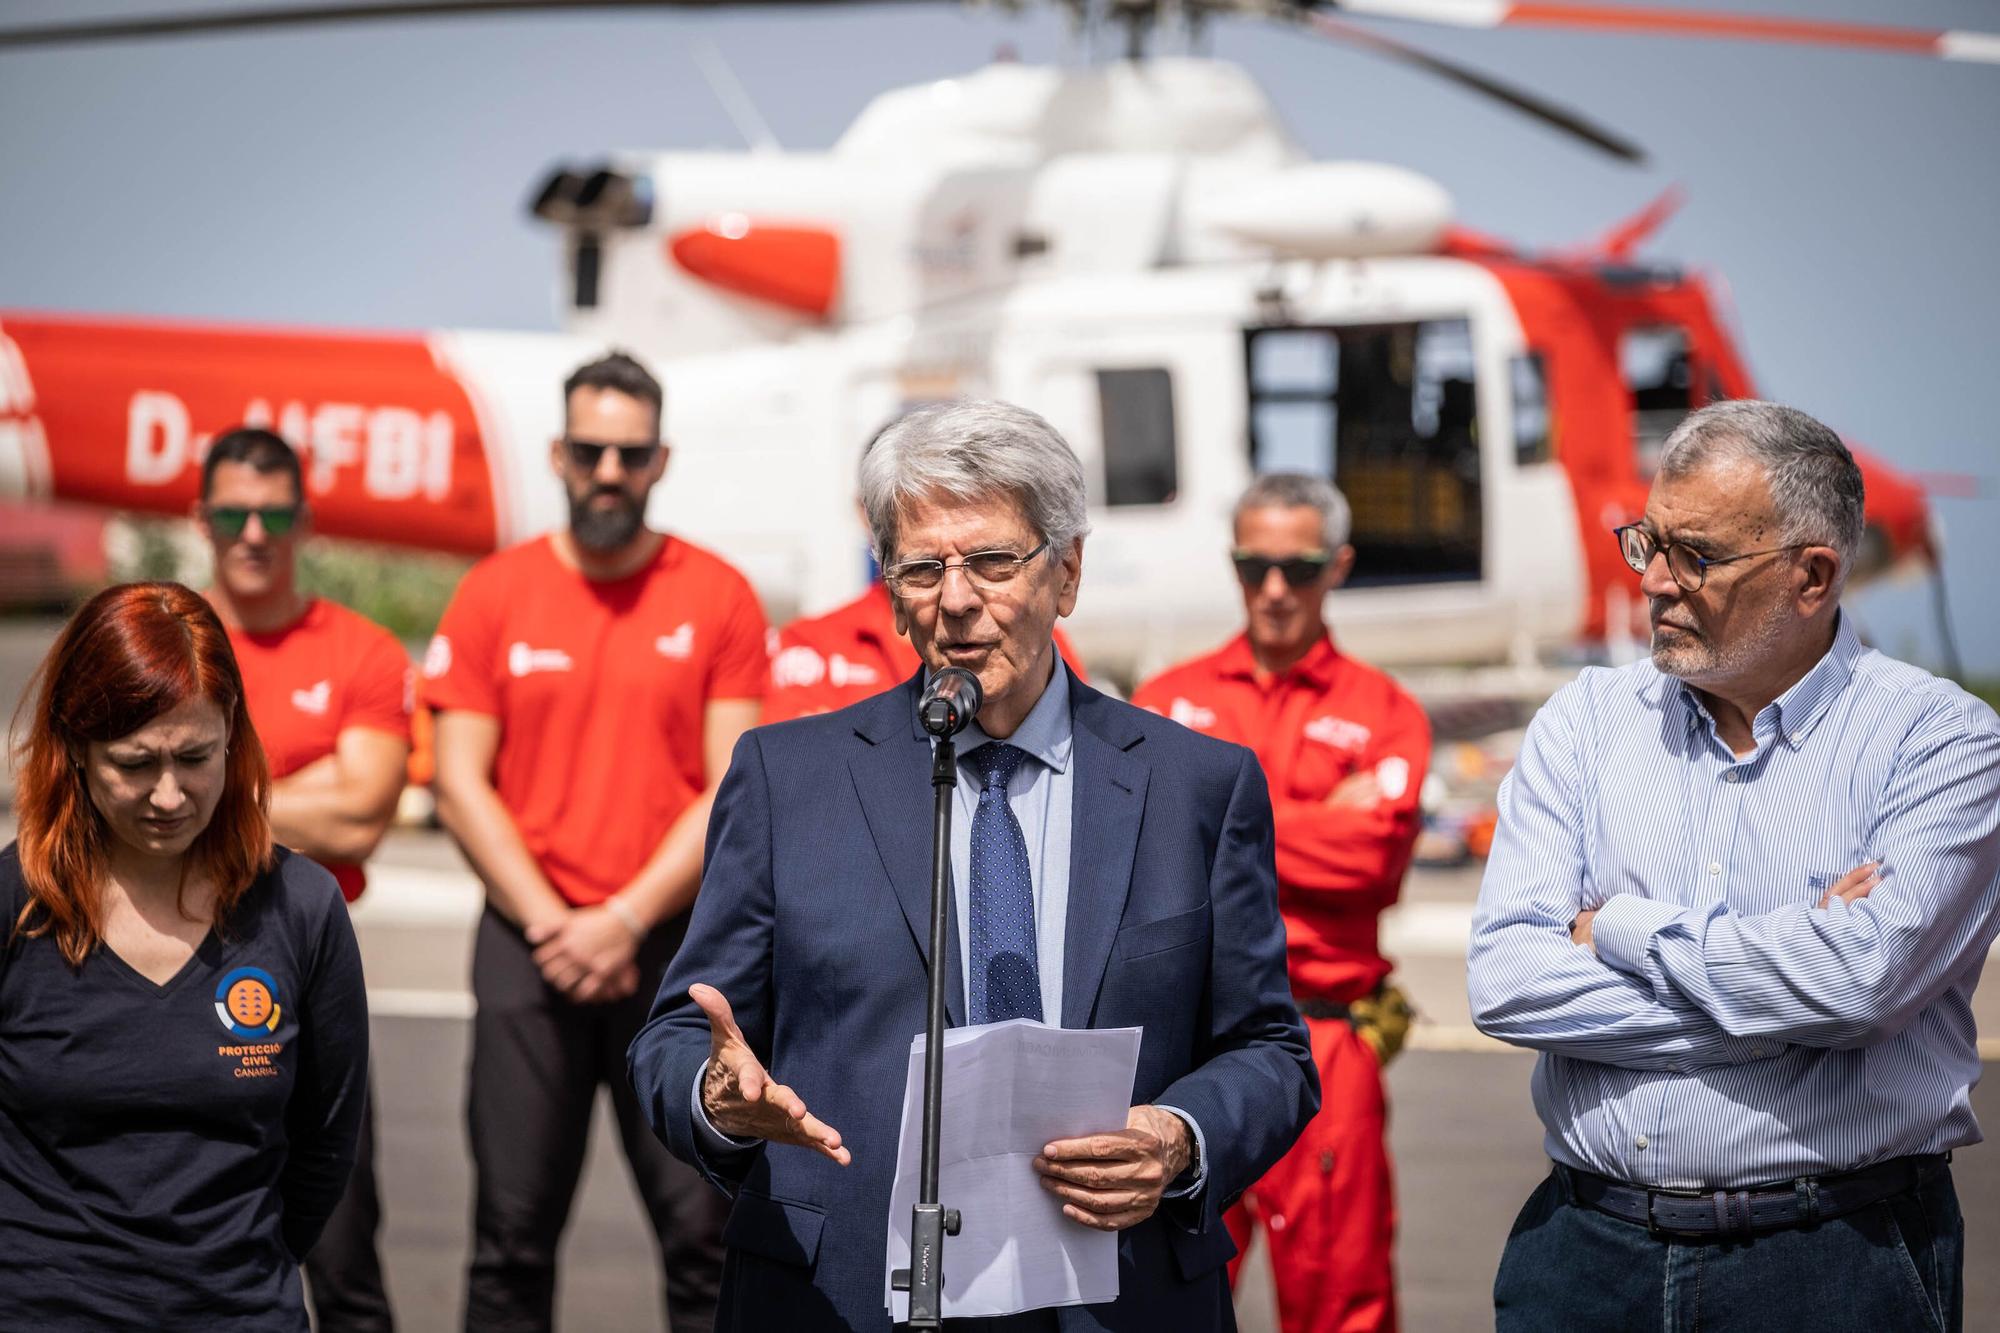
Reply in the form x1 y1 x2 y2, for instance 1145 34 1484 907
268 727 409 866
1470 696 2000 1067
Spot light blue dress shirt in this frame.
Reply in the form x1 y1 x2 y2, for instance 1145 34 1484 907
1469 612 2000 1189
946 652 1074 1025
696 653 1207 1195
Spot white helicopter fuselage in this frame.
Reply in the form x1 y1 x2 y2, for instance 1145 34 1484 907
513 57 1583 675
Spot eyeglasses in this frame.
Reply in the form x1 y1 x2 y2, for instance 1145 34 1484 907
885 541 1049 595
1232 550 1331 588
1613 524 1807 592
565 438 661 473
205 505 301 539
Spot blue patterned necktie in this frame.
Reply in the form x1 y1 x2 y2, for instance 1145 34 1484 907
966 742 1043 1025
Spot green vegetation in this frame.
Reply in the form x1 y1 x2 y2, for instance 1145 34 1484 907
1967 679 2000 715
296 541 471 645
104 517 469 644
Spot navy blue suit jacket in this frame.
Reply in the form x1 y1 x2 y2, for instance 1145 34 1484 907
628 669 1317 1331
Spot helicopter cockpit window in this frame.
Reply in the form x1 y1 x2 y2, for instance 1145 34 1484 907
1246 320 1482 586
1096 368 1178 507
1511 352 1552 466
1622 326 1692 475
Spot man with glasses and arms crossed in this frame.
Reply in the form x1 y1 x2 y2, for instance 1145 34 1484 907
197 427 413 1332
423 352 763 1333
1133 473 1429 1333
1470 400 2000 1331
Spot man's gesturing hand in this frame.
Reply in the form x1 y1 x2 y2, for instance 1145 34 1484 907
1032 1105 1191 1232
691 984 851 1166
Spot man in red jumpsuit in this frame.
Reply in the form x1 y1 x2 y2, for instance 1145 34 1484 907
1133 473 1428 1333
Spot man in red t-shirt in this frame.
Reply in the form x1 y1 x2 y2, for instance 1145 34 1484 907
1133 474 1429 1333
197 427 412 1333
424 352 761 1333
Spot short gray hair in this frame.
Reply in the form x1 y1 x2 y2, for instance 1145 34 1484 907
861 400 1091 562
1233 473 1353 550
1657 400 1865 569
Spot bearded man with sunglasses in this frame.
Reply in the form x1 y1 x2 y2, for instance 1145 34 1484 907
423 352 763 1333
1132 472 1429 1333
1469 401 1999 1331
197 427 414 1332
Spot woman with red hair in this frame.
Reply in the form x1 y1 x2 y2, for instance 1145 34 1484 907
0 581 369 1331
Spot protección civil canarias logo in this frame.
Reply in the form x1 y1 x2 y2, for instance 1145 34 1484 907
215 966 283 1038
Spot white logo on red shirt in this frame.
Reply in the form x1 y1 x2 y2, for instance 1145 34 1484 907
1305 714 1373 751
290 680 331 715
772 645 825 689
1168 697 1216 731
654 624 695 660
423 634 452 680
508 642 574 677
828 654 881 688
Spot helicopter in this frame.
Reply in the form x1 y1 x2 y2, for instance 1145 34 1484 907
1 0 1992 681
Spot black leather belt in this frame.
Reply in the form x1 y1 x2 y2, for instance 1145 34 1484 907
1556 1154 1949 1239
1294 996 1352 1021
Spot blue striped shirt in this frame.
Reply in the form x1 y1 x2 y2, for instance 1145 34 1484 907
1468 613 2000 1188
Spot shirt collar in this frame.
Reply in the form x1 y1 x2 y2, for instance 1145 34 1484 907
1764 610 1860 748
1671 610 1860 750
956 652 1074 776
1217 631 1342 689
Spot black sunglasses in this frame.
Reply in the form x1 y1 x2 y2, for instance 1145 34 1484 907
1232 550 1331 588
206 505 301 539
565 438 661 473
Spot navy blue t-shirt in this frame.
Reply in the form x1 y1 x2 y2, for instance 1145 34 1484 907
0 844 369 1330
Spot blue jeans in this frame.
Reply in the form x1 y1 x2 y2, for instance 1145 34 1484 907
1494 1165 1962 1332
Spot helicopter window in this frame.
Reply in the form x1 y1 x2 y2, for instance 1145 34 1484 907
1512 353 1552 466
572 233 602 310
1622 326 1693 475
1096 368 1178 507
1246 320 1482 586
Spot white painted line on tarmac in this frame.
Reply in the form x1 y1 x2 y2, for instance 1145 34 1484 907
1383 901 1475 958
368 987 476 1020
348 866 483 927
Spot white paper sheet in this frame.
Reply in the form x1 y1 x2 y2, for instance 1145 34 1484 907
884 1019 1143 1322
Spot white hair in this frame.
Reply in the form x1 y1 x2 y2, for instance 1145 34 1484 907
860 400 1092 562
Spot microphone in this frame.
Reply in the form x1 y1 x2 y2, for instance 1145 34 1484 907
919 667 983 738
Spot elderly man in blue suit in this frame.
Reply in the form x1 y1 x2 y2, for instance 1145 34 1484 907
628 399 1317 1331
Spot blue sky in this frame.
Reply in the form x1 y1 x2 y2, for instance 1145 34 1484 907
2 0 1994 673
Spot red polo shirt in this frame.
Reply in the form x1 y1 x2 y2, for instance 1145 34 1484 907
226 598 414 903
1133 633 1429 1003
421 535 768 906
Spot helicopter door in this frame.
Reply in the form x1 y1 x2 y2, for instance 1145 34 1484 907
1245 320 1482 586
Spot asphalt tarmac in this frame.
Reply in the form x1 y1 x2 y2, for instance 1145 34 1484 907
357 1016 1997 1332
336 821 1999 1331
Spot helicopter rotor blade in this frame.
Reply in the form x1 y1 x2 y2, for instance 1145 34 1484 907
1295 11 1647 163
0 0 910 51
1322 1 2000 66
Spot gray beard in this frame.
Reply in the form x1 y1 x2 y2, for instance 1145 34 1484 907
570 492 645 552
1649 594 1789 685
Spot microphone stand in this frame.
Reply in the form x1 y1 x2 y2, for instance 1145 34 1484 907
891 724 962 1327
